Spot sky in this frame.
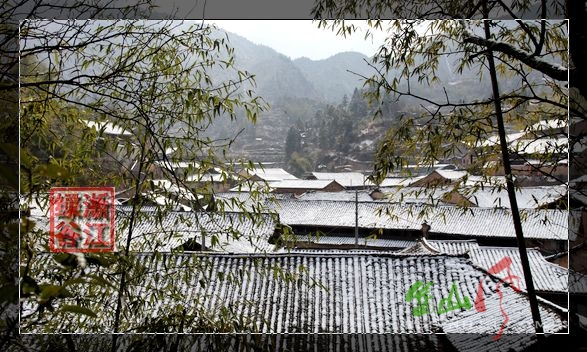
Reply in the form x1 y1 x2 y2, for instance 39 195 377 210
208 20 389 61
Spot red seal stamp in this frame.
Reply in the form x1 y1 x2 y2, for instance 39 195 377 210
49 187 115 252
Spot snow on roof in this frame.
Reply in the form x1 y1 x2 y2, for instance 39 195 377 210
150 179 200 202
468 247 568 293
398 238 441 254
477 132 526 148
294 190 373 202
186 171 235 183
22 252 567 337
531 119 568 131
377 186 452 205
435 169 470 180
81 119 132 136
269 179 342 190
311 172 374 187
463 185 567 208
441 289 566 351
293 235 415 249
140 192 192 212
215 191 275 212
379 176 425 187
427 240 480 255
272 199 568 241
510 137 568 155
153 160 200 170
244 168 298 182
113 207 278 253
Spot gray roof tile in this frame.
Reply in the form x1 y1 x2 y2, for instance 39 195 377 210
272 199 568 240
115 207 277 253
22 253 567 338
468 247 569 293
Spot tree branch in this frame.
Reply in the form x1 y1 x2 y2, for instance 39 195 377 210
463 33 567 81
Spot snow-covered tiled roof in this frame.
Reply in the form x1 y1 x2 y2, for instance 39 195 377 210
468 247 568 293
153 160 199 170
427 240 480 255
477 132 526 148
81 119 132 136
442 291 566 352
377 186 452 205
531 119 567 131
294 190 373 202
31 205 278 253
114 207 278 253
293 235 415 249
378 176 424 187
269 179 342 190
311 172 374 187
215 191 276 212
511 137 568 155
435 169 470 180
22 252 567 338
272 199 569 241
462 185 567 208
244 168 298 182
398 238 440 254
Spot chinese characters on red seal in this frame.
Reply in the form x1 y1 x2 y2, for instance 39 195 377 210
49 187 115 252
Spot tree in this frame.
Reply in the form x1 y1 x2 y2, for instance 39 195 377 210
348 87 368 116
1 9 280 350
312 2 573 337
284 126 302 161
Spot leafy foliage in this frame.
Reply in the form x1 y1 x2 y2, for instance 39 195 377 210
17 19 274 338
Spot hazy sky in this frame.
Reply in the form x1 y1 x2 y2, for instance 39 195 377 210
208 20 389 61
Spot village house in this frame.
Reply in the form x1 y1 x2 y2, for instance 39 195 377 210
268 179 345 195
23 251 568 352
309 171 374 189
270 198 569 254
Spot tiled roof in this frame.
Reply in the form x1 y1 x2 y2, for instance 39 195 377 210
511 137 568 155
272 199 568 241
245 168 298 182
22 252 567 339
378 176 424 187
477 132 526 148
468 247 568 293
381 185 567 208
435 169 470 180
269 179 342 190
114 207 277 253
377 186 453 206
311 172 373 187
31 205 278 253
398 238 440 254
461 185 567 208
293 235 415 249
294 190 374 202
215 192 276 212
81 119 132 136
427 240 480 255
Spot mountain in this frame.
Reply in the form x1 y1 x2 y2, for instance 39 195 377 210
293 52 375 103
216 29 372 104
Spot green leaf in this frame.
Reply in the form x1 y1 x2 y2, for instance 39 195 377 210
39 284 70 300
86 274 115 288
34 163 69 179
61 304 97 318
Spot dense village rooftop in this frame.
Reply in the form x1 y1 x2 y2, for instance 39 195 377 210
23 252 568 348
271 199 570 241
